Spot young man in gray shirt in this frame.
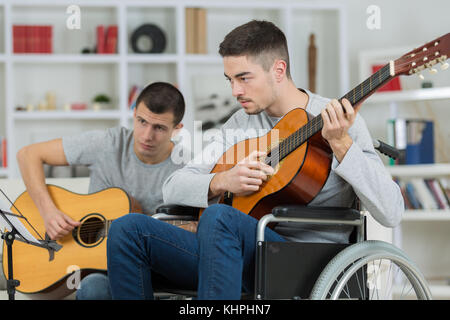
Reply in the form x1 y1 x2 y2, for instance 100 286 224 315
106 21 404 299
16 82 189 299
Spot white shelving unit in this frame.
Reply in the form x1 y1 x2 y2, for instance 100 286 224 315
388 163 450 299
0 0 349 178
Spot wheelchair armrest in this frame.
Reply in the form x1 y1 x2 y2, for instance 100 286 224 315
272 205 361 222
154 204 200 219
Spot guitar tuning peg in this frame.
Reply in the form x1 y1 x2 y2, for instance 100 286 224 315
429 67 438 74
418 73 425 80
441 62 449 70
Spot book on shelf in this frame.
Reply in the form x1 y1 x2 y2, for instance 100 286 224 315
185 8 207 54
0 137 6 168
128 85 142 109
97 25 118 54
13 25 53 54
397 178 450 211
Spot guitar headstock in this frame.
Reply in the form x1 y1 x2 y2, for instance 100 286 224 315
394 33 450 78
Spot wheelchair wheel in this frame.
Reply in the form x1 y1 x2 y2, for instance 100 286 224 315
310 240 432 300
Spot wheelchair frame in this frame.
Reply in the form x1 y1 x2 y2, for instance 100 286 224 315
153 204 432 300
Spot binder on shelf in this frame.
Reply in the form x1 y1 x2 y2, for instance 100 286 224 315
196 8 207 54
185 8 207 54
387 119 434 165
105 25 118 54
96 25 106 54
410 178 438 210
404 182 423 210
1 137 6 168
425 179 450 210
185 8 196 54
13 25 52 54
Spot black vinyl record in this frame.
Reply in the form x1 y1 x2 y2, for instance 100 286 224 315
130 24 167 53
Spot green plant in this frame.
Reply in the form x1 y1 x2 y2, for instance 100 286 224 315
93 94 111 103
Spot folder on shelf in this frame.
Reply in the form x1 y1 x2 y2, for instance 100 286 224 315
105 25 118 54
1 138 6 169
97 25 106 54
185 8 196 54
185 8 207 54
196 8 207 54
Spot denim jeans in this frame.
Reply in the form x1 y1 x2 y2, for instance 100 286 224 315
107 204 286 299
76 273 112 300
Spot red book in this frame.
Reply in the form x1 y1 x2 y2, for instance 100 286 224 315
43 25 52 53
32 25 40 53
2 138 7 168
13 25 26 53
105 25 118 54
96 25 105 54
372 64 402 92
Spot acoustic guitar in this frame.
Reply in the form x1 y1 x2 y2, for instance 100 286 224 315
1 185 142 299
203 33 450 220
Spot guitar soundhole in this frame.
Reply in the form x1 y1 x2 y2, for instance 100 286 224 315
74 214 106 247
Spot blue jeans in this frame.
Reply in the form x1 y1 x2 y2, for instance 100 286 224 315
76 273 112 300
107 204 286 299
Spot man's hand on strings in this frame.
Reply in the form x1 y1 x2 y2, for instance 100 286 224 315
42 208 80 240
321 98 361 162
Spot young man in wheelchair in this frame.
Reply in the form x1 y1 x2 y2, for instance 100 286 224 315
106 20 404 299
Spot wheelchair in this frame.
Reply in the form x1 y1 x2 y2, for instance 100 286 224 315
153 204 431 300
152 140 432 300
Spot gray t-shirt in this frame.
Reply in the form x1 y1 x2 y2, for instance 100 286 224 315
62 126 187 215
163 88 404 243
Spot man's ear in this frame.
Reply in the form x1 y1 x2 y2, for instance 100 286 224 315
172 123 184 137
273 59 287 82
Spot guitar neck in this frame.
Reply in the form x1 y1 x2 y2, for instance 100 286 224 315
274 63 394 162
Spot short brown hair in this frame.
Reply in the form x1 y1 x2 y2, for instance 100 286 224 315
219 20 291 78
135 82 185 125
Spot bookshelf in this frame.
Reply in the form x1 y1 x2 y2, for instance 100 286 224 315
0 0 350 178
388 163 450 299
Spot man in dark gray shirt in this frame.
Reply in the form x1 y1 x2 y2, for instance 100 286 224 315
16 82 189 299
107 20 404 299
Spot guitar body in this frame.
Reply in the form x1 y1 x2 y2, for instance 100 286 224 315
208 108 333 220
2 185 141 299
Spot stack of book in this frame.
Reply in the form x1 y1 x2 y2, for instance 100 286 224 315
96 25 118 54
0 137 6 168
185 8 207 54
13 25 53 53
397 178 450 210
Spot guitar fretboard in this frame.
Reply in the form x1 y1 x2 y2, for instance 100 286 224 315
267 63 393 164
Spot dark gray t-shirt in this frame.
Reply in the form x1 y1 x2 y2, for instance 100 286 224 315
62 126 187 215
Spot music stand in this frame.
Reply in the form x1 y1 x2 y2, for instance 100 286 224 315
0 209 62 300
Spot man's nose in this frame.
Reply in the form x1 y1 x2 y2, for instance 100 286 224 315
231 81 244 97
143 126 155 140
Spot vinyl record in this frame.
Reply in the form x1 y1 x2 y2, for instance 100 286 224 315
130 24 167 53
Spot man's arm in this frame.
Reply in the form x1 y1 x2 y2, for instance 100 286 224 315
321 98 404 227
17 139 80 240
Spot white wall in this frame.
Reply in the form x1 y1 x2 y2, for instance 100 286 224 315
342 0 450 163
